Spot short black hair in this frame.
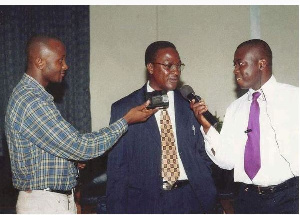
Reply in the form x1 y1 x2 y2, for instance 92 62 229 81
145 41 177 66
26 35 61 59
237 39 272 66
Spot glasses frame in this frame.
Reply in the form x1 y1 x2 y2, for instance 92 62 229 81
152 62 185 72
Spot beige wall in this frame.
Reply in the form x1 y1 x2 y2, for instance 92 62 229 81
90 5 299 130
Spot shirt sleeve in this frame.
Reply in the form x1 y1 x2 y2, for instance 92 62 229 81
21 99 128 161
200 109 236 170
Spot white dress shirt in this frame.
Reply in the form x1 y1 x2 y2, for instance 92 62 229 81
201 76 299 186
147 82 188 180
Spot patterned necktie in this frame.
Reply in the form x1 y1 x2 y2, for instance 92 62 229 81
160 109 180 185
244 92 261 180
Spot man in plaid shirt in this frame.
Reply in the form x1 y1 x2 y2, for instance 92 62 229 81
5 35 156 214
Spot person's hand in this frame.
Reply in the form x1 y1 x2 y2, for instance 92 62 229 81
77 162 86 170
190 99 211 134
123 100 158 124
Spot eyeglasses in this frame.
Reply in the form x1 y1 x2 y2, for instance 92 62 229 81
153 62 185 72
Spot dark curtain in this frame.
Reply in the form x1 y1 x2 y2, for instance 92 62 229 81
0 6 90 212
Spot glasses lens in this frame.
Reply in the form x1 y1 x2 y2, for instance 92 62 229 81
170 64 177 71
169 64 185 72
180 64 185 72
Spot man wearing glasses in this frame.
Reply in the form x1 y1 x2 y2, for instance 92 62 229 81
106 41 217 213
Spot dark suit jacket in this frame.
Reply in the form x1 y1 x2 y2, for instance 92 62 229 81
106 85 217 213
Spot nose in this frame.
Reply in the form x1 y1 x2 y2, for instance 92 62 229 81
173 69 180 76
171 66 181 76
233 65 239 75
63 61 69 71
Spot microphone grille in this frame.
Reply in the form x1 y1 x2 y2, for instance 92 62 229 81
180 85 194 99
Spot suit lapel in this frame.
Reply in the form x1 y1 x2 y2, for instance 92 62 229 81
138 85 161 148
174 90 190 151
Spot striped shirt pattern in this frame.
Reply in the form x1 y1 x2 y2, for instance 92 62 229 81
5 74 128 191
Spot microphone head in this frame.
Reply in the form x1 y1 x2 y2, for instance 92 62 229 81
180 85 195 100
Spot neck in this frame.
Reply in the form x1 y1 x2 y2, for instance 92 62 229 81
253 70 272 90
26 69 48 88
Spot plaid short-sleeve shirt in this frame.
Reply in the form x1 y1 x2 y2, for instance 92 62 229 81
5 74 127 191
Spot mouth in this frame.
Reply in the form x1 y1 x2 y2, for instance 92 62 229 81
169 76 179 83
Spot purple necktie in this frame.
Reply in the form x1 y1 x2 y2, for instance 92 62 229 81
244 92 261 180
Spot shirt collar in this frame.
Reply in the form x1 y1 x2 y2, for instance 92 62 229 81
146 81 154 93
23 73 54 101
146 81 174 96
248 75 277 101
146 81 174 110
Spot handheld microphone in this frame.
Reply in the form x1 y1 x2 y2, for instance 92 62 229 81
180 85 218 127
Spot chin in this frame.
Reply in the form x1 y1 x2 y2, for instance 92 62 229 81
164 87 175 92
167 84 178 90
55 79 62 83
237 82 247 89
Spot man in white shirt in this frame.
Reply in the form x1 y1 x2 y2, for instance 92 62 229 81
190 39 298 213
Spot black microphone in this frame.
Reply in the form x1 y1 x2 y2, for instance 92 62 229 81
180 85 218 127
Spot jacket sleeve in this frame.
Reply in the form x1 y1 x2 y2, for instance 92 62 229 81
106 103 129 213
193 116 214 168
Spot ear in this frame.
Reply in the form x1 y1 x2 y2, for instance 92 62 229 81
258 59 267 70
146 63 154 75
35 57 45 70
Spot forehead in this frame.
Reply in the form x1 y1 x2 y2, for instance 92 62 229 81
155 47 179 59
234 46 257 61
47 39 66 55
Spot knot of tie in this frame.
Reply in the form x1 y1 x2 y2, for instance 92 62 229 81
252 92 261 101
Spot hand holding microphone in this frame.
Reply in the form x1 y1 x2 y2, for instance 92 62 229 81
180 85 218 132
123 100 158 124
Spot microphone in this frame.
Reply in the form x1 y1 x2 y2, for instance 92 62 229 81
180 85 218 127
